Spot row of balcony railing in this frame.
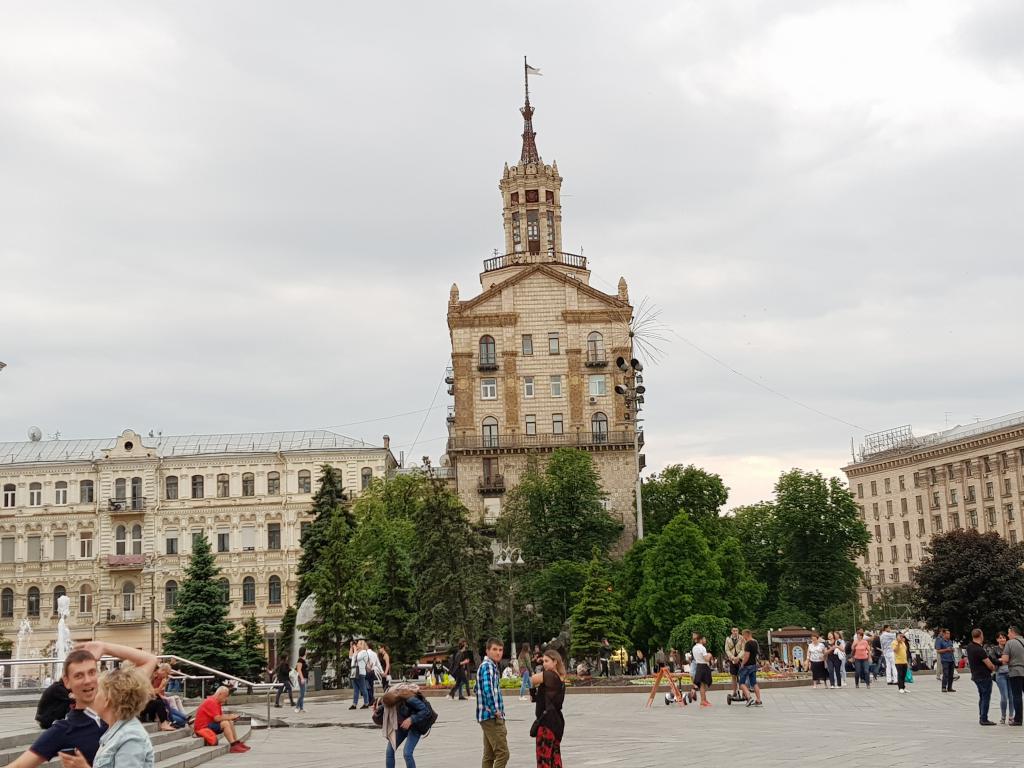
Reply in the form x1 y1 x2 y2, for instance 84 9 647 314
448 431 633 451
482 250 588 273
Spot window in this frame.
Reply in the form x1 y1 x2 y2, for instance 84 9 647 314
122 582 136 615
899 475 906 491
952 512 961 529
552 413 563 435
55 481 68 505
217 474 230 498
300 521 311 543
522 335 533 356
902 520 910 537
165 476 178 500
933 515 943 532
0 537 13 563
267 472 280 495
872 502 879 519
905 543 913 561
131 524 142 555
884 478 891 493
588 375 606 396
165 530 179 555
80 480 94 503
917 518 926 535
482 458 499 483
874 525 882 541
878 570 886 585
864 548 870 563
165 580 178 610
950 488 958 505
1005 478 1013 496
591 412 608 442
915 496 923 512
524 377 535 398
2 484 15 508
887 522 895 539
891 568 900 583
857 483 863 499
79 532 93 559
550 375 562 397
131 477 142 505
29 482 42 506
361 467 373 490
268 523 281 550
27 587 40 617
1013 530 1019 545
586 332 605 363
268 575 282 605
114 478 126 500
548 332 560 355
191 475 204 499
78 584 92 614
218 579 230 604
900 498 908 514
525 414 536 436
242 576 256 606
932 492 940 508
242 473 255 497
298 470 311 494
479 335 497 367
1007 503 1015 521
481 378 497 400
483 496 501 524
241 526 255 551
946 463 955 481
52 586 66 615
1 588 12 618
965 460 973 477
482 417 499 448
115 525 127 555
890 545 898 562
217 532 230 553
53 535 67 561
876 547 883 563
886 500 893 514
929 468 937 484
913 472 921 488
870 481 877 496
984 456 992 473
986 507 995 528
986 481 994 499
967 486 976 502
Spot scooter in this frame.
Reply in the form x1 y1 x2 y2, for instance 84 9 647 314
725 690 748 705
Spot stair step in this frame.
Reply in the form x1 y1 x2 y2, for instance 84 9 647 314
155 725 251 768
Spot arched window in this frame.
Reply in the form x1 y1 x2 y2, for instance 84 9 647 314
55 481 68 505
242 576 256 606
29 482 42 506
587 331 605 363
298 470 311 494
217 474 230 498
361 467 373 490
479 335 497 367
267 472 280 495
79 584 93 614
482 417 499 448
115 525 127 555
268 576 282 606
114 478 126 500
52 585 66 616
131 524 143 555
1 587 13 618
130 477 142 505
165 476 178 500
122 582 136 615
591 412 608 443
242 473 255 497
191 475 204 499
27 587 40 617
165 580 178 610
218 578 230 605
3 483 15 508
79 480 94 504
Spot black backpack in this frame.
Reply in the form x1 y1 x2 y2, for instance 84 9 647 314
411 693 438 735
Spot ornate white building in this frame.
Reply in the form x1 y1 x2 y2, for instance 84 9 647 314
0 428 396 664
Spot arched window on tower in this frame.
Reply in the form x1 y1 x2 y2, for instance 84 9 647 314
115 525 127 555
27 587 40 618
122 582 136 618
0 588 13 618
131 524 143 555
482 417 499 449
586 332 605 364
165 476 178 500
268 575 282 606
52 585 66 616
79 584 93 614
165 580 178 611
591 412 608 443
479 335 497 368
242 576 256 606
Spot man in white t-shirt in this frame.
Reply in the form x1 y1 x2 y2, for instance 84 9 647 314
691 633 713 707
365 643 382 704
880 626 897 685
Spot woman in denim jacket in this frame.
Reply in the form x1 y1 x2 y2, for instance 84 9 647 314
91 665 155 768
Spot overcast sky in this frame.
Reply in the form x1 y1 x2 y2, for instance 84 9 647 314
2 0 1022 509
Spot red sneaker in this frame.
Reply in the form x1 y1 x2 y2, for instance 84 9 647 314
700 701 712 708
229 744 248 754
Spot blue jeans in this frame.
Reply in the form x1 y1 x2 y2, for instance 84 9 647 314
297 680 307 710
385 728 420 768
975 676 993 722
941 663 955 691
519 671 531 697
450 674 470 699
854 659 871 687
996 672 1014 720
275 681 294 707
352 675 369 706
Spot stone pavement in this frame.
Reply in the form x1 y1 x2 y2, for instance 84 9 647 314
224 679 1023 768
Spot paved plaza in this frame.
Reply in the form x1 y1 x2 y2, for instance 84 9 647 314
222 681 1020 767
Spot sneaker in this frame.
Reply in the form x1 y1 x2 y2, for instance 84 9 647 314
348 705 357 710
229 744 248 754
359 704 370 709
1000 717 1006 724
746 698 754 707
898 689 906 694
700 701 711 708
751 701 762 706
981 720 997 726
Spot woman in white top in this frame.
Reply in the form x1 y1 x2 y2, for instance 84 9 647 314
808 633 828 688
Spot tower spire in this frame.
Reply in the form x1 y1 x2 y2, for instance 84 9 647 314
520 56 540 165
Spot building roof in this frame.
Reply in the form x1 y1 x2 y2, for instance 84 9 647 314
853 410 1024 465
0 430 380 465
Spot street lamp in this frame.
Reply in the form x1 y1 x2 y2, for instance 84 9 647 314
615 356 647 540
141 560 157 653
494 543 525 659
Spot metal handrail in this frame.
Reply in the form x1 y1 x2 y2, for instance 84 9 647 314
158 654 281 729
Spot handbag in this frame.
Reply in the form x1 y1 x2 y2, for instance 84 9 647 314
529 718 540 738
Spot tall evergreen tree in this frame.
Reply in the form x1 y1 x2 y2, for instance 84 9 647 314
297 464 350 602
235 615 267 683
163 533 241 674
278 605 297 663
301 507 362 664
569 552 628 659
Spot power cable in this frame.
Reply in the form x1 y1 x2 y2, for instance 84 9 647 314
407 370 447 459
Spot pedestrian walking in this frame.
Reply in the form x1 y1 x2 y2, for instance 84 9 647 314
530 650 566 768
273 658 294 708
880 625 897 685
448 640 471 701
966 628 997 725
476 639 509 768
893 632 909 694
378 645 392 693
380 683 431 768
935 628 956 692
350 642 371 710
993 632 1014 724
870 631 883 681
1000 625 1024 725
366 642 382 704
598 639 611 678
690 634 713 707
518 648 532 700
294 647 309 713
851 629 871 689
825 632 843 688
808 633 828 688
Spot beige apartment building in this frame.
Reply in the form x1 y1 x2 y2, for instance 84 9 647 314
443 81 643 547
0 428 395 664
843 412 1024 608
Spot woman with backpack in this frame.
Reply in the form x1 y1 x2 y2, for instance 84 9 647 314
530 650 566 768
379 683 433 768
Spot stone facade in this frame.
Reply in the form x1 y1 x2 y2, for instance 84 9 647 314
0 428 395 663
843 413 1024 608
443 89 641 549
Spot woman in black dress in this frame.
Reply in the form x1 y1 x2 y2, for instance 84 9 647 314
531 649 566 768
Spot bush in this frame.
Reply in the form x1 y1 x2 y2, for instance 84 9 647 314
668 615 730 658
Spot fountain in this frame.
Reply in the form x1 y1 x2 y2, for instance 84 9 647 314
53 594 72 680
13 618 32 689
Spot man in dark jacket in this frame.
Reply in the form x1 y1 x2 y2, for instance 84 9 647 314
273 659 294 708
35 679 71 730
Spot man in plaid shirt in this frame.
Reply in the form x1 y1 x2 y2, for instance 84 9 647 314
476 638 509 768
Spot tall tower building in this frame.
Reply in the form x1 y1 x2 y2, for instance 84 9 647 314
444 69 642 548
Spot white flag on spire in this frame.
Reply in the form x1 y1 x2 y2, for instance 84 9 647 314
526 64 542 76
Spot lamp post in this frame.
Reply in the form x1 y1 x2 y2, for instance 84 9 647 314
141 561 157 653
494 543 525 660
615 356 647 540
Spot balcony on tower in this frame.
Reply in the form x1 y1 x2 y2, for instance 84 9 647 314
109 497 147 513
105 554 145 570
477 474 506 494
447 405 456 425
482 250 587 274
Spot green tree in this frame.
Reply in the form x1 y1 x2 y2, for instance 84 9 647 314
668 615 730 658
614 535 657 649
759 603 813 631
235 615 267 683
163 533 241 674
713 535 765 628
522 560 588 640
867 585 919 626
297 464 350 602
642 464 729 538
278 605 297 663
569 552 628 659
301 507 362 664
819 600 865 641
915 529 1024 643
731 502 784 620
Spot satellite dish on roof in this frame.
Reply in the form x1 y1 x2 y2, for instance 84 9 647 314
28 426 42 442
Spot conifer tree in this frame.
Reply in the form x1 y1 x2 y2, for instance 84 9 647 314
297 465 350 602
235 615 267 683
569 552 628 659
278 605 297 663
301 508 362 664
163 533 241 674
